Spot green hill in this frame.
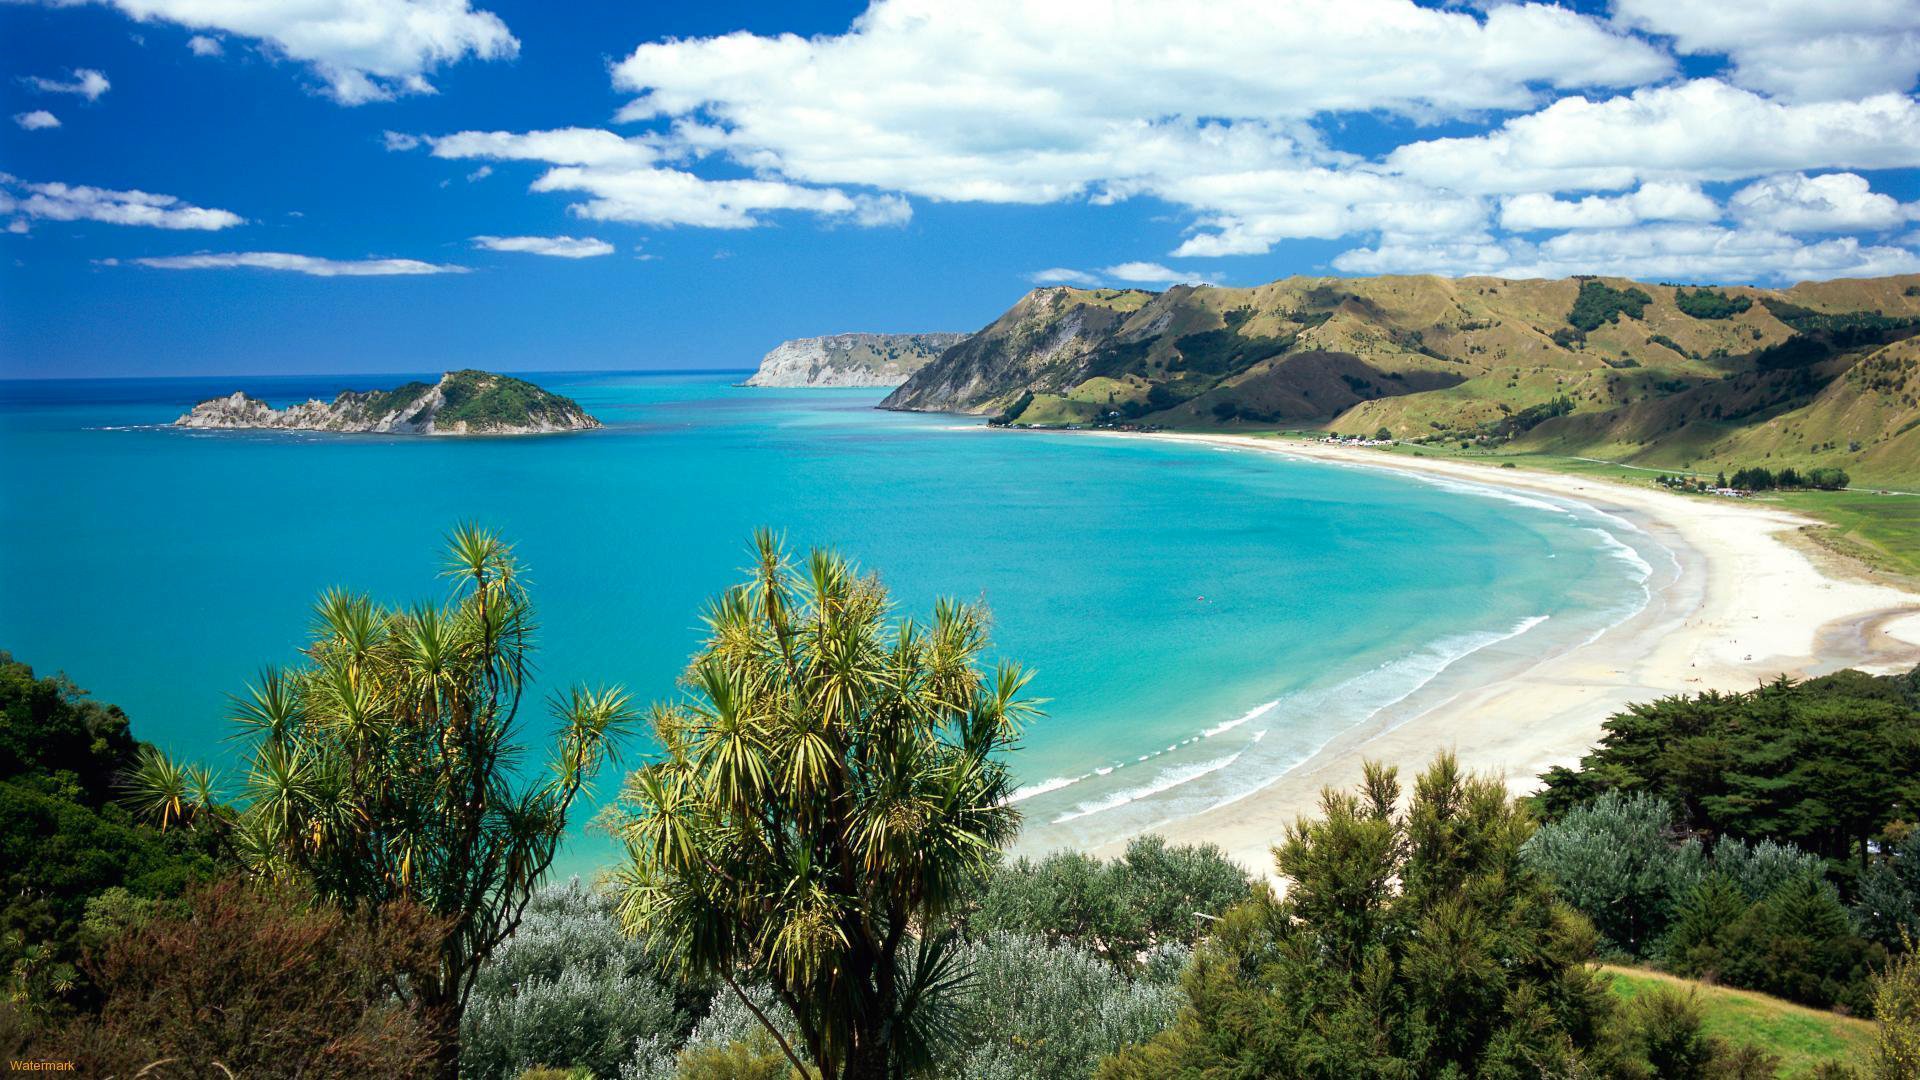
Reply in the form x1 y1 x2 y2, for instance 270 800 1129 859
882 273 1920 487
1602 965 1876 1077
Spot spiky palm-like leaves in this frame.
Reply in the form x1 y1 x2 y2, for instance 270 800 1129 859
614 531 1038 1080
129 524 633 1076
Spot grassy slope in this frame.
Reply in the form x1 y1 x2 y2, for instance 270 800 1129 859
939 273 1920 489
1601 965 1876 1077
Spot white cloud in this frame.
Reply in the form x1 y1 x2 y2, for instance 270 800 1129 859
607 0 1667 213
1388 79 1920 196
25 68 110 101
0 176 243 230
1028 267 1103 287
1335 224 1920 283
186 34 222 57
13 110 61 130
131 252 466 276
1102 261 1217 285
422 128 657 168
60 1 516 104
471 234 613 258
465 165 492 182
1500 181 1719 231
415 127 914 229
1729 172 1916 233
1611 0 1920 102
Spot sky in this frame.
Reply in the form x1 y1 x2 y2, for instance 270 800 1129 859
1 1 1919 378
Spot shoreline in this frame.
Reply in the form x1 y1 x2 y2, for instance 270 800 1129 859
1054 431 1920 876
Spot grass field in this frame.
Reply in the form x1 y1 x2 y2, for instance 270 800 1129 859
1602 965 1877 1076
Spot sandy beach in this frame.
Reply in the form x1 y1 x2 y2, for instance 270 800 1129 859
1087 433 1920 876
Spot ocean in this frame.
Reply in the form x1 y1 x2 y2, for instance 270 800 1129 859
0 370 1661 872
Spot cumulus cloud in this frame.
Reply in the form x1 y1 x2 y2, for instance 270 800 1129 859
58 1 515 104
1611 0 1920 102
1388 79 1920 196
13 110 61 130
607 0 1666 210
1334 224 1920 283
1499 181 1720 231
471 234 613 258
0 176 243 230
1729 172 1917 233
25 68 110 100
186 34 222 57
131 252 466 276
465 165 492 182
411 126 913 229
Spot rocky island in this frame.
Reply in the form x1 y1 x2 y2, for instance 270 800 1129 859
174 370 600 435
743 332 968 387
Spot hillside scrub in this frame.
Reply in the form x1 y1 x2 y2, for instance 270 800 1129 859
1100 755 1623 1077
1675 288 1754 320
1567 280 1654 333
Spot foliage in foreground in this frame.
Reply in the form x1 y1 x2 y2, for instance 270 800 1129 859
20 878 446 1078
1101 755 1619 1077
462 880 697 1080
967 834 1253 973
132 525 634 1073
0 653 223 1011
613 531 1038 1080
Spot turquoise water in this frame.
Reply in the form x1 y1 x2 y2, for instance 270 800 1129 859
0 371 1654 871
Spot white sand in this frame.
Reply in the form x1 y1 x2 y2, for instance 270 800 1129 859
1079 434 1920 875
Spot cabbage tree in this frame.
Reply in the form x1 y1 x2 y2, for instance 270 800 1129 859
614 531 1037 1080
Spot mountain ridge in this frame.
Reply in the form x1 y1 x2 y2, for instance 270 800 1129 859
881 273 1920 485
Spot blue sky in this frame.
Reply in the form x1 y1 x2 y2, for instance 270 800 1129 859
2 0 1918 378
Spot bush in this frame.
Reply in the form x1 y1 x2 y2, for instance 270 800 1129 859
1854 834 1920 948
947 933 1183 1080
971 836 1251 972
1099 756 1618 1077
461 881 695 1079
38 879 445 1079
1568 280 1654 333
1874 944 1920 1079
1665 873 1884 1013
1523 791 1705 957
1674 288 1753 321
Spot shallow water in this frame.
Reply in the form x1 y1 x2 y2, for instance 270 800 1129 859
0 371 1654 872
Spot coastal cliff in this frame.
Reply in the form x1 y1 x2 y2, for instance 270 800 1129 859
743 332 968 387
880 272 1920 486
174 370 600 435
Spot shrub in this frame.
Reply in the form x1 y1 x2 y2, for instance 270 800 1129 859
947 933 1183 1080
1522 791 1705 957
1666 873 1883 1012
1674 288 1753 320
1568 280 1654 333
1854 834 1920 948
42 878 445 1079
461 880 695 1079
971 836 1251 972
1099 756 1618 1077
1874 943 1920 1079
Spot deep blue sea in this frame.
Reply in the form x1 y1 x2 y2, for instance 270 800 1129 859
0 371 1658 872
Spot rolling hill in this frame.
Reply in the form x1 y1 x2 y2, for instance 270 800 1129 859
881 273 1920 486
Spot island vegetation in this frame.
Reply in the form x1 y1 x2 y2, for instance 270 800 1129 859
3 532 1917 1078
174 370 601 436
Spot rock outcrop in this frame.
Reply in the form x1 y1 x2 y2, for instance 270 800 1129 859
174 370 600 435
743 332 968 387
